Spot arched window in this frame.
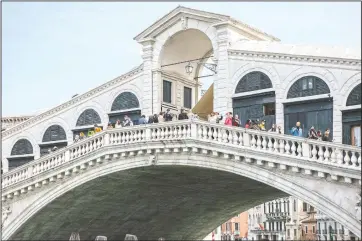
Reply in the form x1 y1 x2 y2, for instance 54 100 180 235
76 109 102 126
111 92 140 111
287 76 330 99
235 71 273 94
11 139 33 156
346 83 361 106
42 125 67 142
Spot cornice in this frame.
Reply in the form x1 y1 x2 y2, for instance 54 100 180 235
1 65 144 140
228 49 361 68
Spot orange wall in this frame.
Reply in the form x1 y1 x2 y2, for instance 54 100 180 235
221 212 248 238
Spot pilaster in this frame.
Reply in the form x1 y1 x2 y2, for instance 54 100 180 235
139 38 156 117
213 23 232 114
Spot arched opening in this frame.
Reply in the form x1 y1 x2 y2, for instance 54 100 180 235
284 76 333 139
108 92 141 126
72 109 102 141
159 29 215 119
342 83 361 146
39 125 67 157
232 71 275 130
7 139 34 170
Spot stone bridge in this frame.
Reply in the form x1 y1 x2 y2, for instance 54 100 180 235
2 120 361 240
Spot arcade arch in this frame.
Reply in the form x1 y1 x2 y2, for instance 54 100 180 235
39 125 68 157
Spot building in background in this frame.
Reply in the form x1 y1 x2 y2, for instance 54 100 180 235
205 196 360 241
315 210 360 241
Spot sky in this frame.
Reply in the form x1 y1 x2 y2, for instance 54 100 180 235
2 2 361 117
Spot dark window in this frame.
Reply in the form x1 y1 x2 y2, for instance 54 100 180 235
235 71 273 93
184 86 192 109
305 226 308 234
293 200 296 212
287 229 290 237
76 109 102 126
235 223 239 231
163 80 172 103
111 92 140 111
310 205 314 212
294 229 297 237
42 125 67 142
303 202 307 212
11 139 33 156
346 83 361 106
287 76 330 99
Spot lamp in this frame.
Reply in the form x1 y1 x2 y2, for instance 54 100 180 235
185 62 194 74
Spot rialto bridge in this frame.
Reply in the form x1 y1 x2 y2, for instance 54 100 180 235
1 6 361 240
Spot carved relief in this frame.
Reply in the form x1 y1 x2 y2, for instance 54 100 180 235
2 206 12 225
356 191 361 221
181 16 188 30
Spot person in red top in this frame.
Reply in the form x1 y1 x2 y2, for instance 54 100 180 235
245 119 251 129
224 112 233 126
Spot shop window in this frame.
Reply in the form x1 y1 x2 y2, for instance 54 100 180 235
263 103 275 116
184 86 192 109
351 126 361 147
163 80 172 103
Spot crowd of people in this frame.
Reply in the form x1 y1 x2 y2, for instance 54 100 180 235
70 109 331 143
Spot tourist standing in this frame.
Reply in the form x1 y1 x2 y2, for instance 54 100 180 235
178 109 188 120
291 121 303 137
138 115 147 125
224 112 233 126
164 109 173 122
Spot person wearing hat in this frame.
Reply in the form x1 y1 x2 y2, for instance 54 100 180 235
291 121 303 137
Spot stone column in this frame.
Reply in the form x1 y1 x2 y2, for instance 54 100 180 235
333 93 343 144
152 69 162 115
213 22 232 114
139 38 156 117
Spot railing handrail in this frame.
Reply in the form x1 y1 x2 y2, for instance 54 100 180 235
2 120 361 184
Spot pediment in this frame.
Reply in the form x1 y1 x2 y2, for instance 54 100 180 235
134 6 279 42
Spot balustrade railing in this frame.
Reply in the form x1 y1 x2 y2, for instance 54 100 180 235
2 120 361 189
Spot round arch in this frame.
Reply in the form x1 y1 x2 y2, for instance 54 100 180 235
10 139 33 156
4 153 359 240
286 75 331 99
155 28 217 79
75 109 102 127
110 91 140 112
340 72 361 107
42 125 67 143
73 101 107 128
234 71 273 94
231 63 280 95
281 67 338 99
346 83 361 106
38 117 71 144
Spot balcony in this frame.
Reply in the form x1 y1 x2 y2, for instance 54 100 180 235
339 229 345 235
322 230 327 234
266 212 289 220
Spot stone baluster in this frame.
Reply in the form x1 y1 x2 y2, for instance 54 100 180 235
262 136 267 150
311 145 318 160
177 126 182 138
330 148 336 163
284 141 291 155
267 137 273 151
343 150 350 166
233 131 239 145
251 135 256 148
213 128 218 141
151 129 156 140
208 127 213 140
273 138 279 153
358 154 361 167
324 147 330 162
279 140 285 154
336 149 344 165
291 142 296 156
256 135 262 149
297 142 302 157
238 131 244 146
172 126 177 138
351 151 358 167
217 128 223 142
202 126 207 140
187 124 191 137
317 145 324 162
182 125 187 138
228 130 233 143
222 130 228 143
160 127 165 139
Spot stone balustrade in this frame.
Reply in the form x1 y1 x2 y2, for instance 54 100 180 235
2 120 361 191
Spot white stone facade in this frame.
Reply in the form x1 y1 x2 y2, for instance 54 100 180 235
2 6 361 171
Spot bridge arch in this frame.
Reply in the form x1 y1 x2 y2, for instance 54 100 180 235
4 149 360 240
